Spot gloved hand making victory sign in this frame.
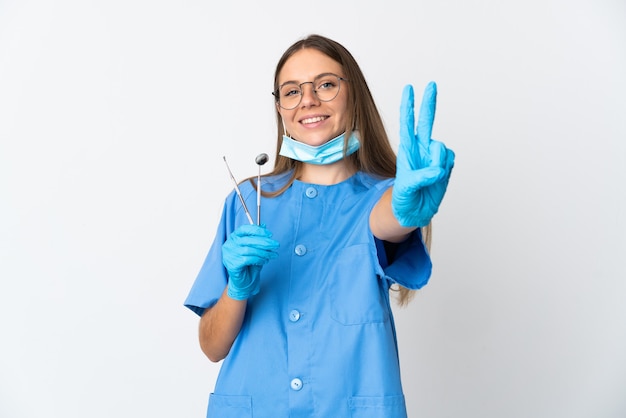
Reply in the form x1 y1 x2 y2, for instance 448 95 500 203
392 82 455 227
222 224 279 300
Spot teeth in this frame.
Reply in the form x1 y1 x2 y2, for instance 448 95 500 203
302 116 326 124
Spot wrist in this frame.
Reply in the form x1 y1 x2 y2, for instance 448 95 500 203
227 274 261 301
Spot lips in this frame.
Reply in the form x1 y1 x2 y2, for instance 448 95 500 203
301 116 328 125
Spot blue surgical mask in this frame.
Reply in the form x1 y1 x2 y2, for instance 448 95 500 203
279 131 360 165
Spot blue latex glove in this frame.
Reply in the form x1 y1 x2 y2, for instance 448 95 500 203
222 224 279 300
392 82 455 227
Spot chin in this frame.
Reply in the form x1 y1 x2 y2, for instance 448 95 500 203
294 136 331 146
304 132 343 146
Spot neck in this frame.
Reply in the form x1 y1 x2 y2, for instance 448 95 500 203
297 159 357 185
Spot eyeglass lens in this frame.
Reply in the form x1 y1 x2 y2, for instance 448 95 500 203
277 74 344 110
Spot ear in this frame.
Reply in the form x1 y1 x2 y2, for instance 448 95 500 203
276 102 282 116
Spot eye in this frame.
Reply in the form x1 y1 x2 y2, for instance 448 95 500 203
316 79 337 90
280 84 301 97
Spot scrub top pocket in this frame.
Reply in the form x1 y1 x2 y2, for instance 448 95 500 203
330 243 389 325
207 393 252 418
348 395 408 418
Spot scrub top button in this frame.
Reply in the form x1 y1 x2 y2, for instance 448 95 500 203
289 310 301 322
290 378 303 391
305 187 318 198
294 244 307 256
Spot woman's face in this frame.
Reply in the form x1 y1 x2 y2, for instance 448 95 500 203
276 48 349 147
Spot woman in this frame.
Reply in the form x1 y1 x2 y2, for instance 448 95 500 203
185 34 454 418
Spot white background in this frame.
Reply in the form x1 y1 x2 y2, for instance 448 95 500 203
1 0 625 417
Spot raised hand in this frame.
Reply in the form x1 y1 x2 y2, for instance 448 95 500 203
391 82 455 227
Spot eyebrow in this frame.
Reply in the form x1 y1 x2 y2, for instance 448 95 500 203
278 72 342 87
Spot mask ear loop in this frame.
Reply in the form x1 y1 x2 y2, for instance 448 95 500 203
276 100 291 138
282 119 290 139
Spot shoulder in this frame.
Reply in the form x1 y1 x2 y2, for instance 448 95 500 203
261 171 294 192
355 171 394 191
237 171 293 196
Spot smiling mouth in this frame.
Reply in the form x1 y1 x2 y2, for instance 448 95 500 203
301 116 328 125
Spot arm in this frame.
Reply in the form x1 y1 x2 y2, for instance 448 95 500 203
370 188 417 243
199 287 247 362
198 224 279 362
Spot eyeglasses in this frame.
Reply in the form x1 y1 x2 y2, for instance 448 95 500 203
273 73 348 110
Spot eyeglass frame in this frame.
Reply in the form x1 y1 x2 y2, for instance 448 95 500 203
272 73 349 110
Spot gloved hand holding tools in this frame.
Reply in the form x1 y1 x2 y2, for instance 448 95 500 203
222 224 279 300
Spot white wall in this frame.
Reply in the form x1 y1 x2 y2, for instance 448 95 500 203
1 1 624 417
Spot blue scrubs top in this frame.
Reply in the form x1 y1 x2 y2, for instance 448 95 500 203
185 171 432 418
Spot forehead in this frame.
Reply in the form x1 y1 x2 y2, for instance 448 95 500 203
278 48 343 84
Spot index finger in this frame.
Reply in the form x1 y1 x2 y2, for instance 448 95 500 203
417 81 437 147
399 84 415 142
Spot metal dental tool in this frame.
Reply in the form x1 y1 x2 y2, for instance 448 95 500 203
223 156 254 225
255 153 269 225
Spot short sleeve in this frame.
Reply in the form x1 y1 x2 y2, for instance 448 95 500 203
376 228 432 290
183 199 232 316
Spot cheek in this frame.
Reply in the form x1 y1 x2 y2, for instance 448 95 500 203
279 107 294 120
278 109 291 125
334 104 350 129
279 111 298 134
335 95 350 119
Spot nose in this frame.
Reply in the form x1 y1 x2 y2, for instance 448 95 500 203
299 82 320 107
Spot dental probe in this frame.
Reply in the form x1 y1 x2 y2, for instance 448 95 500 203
255 153 269 225
222 156 254 225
